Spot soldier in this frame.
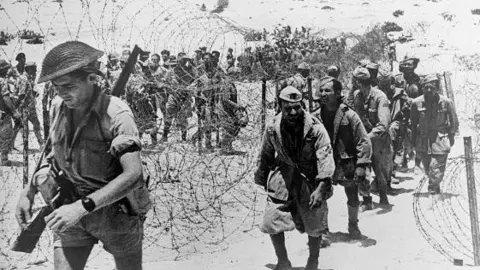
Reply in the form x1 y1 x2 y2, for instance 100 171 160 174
311 76 371 240
254 86 334 270
237 47 254 76
410 74 458 194
10 62 45 149
161 49 170 69
280 62 309 108
351 67 392 209
15 41 151 269
395 54 422 170
0 59 21 165
377 67 412 176
216 68 246 154
162 57 194 142
226 48 234 62
192 65 214 151
395 54 421 99
15 52 26 75
193 49 204 68
365 62 379 87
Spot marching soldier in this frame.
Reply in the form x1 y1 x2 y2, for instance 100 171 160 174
254 86 334 270
351 67 392 209
311 76 372 240
377 67 412 175
15 41 151 269
410 74 458 194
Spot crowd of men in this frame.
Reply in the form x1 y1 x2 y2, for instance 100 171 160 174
0 36 459 269
254 55 459 269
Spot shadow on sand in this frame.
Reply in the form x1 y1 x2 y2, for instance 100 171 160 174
265 263 334 270
328 231 377 248
413 192 460 201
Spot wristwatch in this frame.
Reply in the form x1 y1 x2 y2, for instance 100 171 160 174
81 197 96 212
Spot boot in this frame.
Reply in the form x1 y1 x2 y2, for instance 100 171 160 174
360 196 373 212
305 236 320 270
347 205 362 239
270 233 292 270
379 191 390 205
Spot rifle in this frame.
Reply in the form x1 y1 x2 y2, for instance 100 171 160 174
11 138 77 253
11 46 142 253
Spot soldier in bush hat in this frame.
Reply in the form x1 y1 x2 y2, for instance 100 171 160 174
15 41 151 269
410 74 458 194
351 66 393 209
0 59 20 165
255 85 334 270
366 62 380 86
311 76 371 242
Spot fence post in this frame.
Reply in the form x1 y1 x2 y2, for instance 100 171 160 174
307 77 313 112
22 113 29 187
261 78 266 134
443 71 459 134
464 136 480 266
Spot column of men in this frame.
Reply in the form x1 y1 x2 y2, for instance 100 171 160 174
255 55 458 270
104 46 246 154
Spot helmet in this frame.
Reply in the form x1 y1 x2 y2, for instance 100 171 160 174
38 41 104 83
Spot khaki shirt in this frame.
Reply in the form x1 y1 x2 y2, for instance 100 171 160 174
352 87 391 138
49 89 146 201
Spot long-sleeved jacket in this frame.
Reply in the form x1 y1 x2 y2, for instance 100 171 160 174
312 104 371 166
352 87 391 138
410 94 458 154
254 112 334 201
388 87 411 123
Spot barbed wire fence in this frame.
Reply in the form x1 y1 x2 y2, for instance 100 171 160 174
3 0 480 269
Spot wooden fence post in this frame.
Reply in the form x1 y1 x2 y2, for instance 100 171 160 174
22 114 29 187
464 136 480 266
261 78 267 134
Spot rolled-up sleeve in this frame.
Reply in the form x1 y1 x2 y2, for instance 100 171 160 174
109 109 142 158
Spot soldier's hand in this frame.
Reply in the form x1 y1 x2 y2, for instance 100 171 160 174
15 195 33 230
354 166 366 182
309 188 323 209
45 200 87 232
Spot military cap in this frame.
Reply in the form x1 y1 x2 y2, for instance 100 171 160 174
211 50 220 58
38 41 104 83
0 59 11 70
327 65 339 73
200 46 207 52
400 54 420 67
353 66 371 80
16 52 25 61
140 51 151 57
194 48 202 53
377 66 392 81
161 49 170 55
25 61 36 67
297 62 310 70
366 62 379 70
279 86 302 102
420 74 438 86
108 52 120 60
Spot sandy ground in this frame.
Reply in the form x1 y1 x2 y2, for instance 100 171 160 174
2 0 480 269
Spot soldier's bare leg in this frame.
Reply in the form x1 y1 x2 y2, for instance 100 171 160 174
54 245 93 270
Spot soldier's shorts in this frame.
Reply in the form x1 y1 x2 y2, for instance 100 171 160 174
53 203 144 256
